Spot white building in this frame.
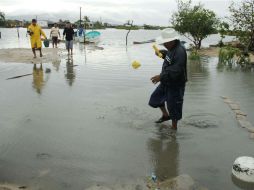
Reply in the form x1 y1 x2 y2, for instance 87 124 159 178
37 20 48 28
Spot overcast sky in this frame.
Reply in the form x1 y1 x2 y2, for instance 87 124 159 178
1 0 240 25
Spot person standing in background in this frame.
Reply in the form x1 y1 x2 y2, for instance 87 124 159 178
50 23 60 48
63 22 74 55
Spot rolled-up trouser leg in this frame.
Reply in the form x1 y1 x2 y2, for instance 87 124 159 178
166 86 185 121
148 84 167 108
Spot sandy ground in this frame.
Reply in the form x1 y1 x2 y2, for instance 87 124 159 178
0 48 64 64
197 47 220 57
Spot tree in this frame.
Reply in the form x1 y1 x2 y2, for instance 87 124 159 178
83 16 90 22
229 0 254 51
172 0 218 49
218 21 230 47
0 11 5 26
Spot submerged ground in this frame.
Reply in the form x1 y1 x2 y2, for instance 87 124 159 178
0 28 254 190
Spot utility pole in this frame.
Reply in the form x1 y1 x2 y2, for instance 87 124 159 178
80 7 82 27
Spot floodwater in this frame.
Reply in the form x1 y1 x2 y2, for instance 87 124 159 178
0 28 254 190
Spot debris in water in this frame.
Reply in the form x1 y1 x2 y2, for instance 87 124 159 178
36 153 51 160
151 173 157 182
19 186 27 189
6 73 32 80
132 61 141 69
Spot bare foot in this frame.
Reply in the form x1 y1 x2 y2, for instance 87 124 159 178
40 54 43 57
33 56 36 58
171 126 177 130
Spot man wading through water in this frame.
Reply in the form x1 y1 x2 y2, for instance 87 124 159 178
27 19 47 58
149 28 187 130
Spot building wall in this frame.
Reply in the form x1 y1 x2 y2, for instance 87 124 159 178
37 20 48 28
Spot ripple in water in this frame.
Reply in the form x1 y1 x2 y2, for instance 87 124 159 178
183 113 219 129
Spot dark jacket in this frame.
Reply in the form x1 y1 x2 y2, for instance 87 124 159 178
160 41 187 87
63 28 74 41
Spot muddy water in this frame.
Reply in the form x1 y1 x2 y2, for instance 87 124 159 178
0 28 254 189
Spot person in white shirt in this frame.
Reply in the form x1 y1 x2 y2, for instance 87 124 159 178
50 23 61 48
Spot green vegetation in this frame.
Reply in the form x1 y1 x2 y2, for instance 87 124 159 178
172 0 218 50
216 0 254 66
218 22 230 47
143 24 167 30
219 47 240 64
115 25 139 30
229 0 254 51
188 49 200 60
93 21 105 29
219 46 251 65
0 11 5 27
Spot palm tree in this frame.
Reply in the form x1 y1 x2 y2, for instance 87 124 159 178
83 16 90 22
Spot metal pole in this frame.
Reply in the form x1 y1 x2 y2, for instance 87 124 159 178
0 32 1 39
84 7 86 43
80 7 81 27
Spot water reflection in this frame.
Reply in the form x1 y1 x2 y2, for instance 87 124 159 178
65 56 76 86
52 59 61 71
231 175 254 190
147 125 179 181
32 64 45 94
188 59 209 77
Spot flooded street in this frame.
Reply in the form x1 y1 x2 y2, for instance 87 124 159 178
0 28 254 189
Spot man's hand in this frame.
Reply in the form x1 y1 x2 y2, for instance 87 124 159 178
151 75 160 84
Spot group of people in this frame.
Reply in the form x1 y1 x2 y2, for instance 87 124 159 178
27 19 187 130
27 19 75 58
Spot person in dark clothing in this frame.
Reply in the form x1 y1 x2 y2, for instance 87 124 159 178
149 28 187 130
63 22 75 55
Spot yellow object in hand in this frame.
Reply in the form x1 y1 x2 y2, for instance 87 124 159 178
132 61 141 69
152 45 163 58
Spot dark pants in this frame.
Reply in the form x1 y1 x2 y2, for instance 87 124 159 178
52 37 58 44
149 84 185 121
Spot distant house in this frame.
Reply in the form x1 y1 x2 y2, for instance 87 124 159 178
5 20 24 28
37 20 48 28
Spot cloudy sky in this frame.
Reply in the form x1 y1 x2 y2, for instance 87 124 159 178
1 0 240 25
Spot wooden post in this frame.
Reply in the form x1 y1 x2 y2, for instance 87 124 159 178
17 27 20 38
126 20 133 46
